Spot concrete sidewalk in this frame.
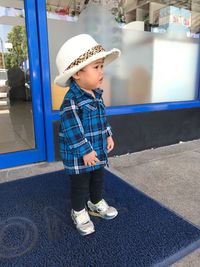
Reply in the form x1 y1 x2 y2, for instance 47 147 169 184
1 139 200 266
109 140 200 267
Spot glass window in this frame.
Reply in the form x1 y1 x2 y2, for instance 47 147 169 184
46 0 200 109
0 1 35 154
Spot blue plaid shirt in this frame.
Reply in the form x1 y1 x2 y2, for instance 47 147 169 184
59 80 112 175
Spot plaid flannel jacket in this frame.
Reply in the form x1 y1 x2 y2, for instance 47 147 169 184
59 80 112 175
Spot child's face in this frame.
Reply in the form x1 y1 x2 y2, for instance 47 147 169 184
73 58 104 90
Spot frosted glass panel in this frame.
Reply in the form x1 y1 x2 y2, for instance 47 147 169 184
47 4 199 108
113 29 199 105
152 39 198 102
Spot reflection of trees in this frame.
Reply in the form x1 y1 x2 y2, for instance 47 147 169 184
5 25 28 69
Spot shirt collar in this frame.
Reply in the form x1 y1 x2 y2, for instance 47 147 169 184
70 80 103 99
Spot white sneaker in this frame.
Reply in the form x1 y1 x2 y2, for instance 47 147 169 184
87 199 118 220
71 208 95 236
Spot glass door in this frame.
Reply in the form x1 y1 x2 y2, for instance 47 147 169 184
0 0 46 168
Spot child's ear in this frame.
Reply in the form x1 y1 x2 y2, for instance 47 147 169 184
72 71 80 80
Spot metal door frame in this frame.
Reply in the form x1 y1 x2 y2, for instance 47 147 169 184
0 0 47 168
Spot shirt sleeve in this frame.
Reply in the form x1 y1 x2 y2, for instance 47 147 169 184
101 97 113 137
60 98 93 157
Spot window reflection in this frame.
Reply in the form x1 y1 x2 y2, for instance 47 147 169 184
46 0 200 38
0 1 35 154
46 1 200 109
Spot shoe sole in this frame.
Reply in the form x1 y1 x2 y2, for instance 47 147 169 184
88 210 118 220
79 228 95 236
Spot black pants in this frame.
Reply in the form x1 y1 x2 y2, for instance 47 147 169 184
69 167 104 211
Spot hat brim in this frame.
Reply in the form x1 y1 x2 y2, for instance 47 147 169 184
54 48 121 87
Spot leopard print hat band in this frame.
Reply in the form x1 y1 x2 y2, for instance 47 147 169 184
66 45 105 71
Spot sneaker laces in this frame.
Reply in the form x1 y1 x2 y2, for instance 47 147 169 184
74 209 90 225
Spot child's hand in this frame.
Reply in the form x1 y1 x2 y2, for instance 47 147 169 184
83 150 99 166
107 136 114 153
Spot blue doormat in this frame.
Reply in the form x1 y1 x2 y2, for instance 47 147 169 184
1 170 200 267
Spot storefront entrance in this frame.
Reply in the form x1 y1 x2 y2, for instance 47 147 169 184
0 0 46 168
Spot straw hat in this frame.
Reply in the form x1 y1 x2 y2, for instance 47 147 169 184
54 34 121 87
